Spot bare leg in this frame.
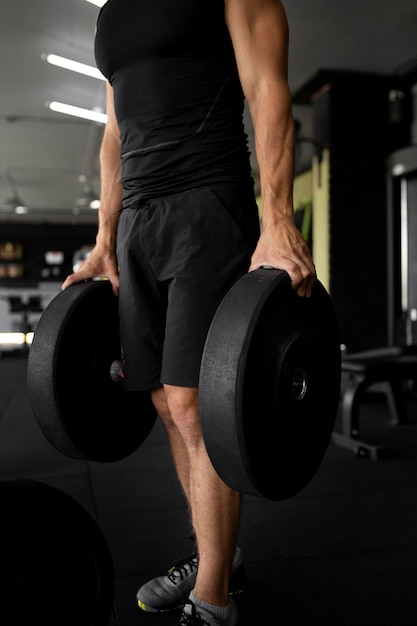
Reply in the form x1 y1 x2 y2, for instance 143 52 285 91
161 384 241 607
151 386 191 504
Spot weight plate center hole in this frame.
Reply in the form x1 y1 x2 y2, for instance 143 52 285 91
110 360 124 383
292 366 308 400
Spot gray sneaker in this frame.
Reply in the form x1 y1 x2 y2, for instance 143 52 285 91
136 547 246 613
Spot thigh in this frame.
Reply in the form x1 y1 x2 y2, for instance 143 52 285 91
116 203 167 391
116 184 260 391
159 185 259 388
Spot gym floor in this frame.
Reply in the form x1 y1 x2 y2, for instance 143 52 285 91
0 352 416 626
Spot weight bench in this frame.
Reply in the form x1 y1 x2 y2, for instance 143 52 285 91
331 346 417 460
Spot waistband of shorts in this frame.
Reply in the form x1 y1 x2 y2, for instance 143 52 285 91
123 179 255 211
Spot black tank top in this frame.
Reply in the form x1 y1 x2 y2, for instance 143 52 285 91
95 0 252 205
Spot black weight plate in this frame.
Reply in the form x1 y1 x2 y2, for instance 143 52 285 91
199 268 341 500
0 478 114 626
27 280 157 462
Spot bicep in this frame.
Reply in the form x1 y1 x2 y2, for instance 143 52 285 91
104 81 120 145
224 0 290 103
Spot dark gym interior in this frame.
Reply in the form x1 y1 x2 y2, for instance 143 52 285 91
1 1 417 625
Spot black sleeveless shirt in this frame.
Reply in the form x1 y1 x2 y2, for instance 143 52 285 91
95 0 252 205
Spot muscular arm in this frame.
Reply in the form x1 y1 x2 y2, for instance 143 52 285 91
62 82 122 294
225 0 316 296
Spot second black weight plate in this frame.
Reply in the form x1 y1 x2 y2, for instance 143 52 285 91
27 280 157 462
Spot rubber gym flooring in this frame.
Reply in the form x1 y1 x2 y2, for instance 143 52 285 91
0 352 416 625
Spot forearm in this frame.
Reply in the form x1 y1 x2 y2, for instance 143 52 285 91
93 79 122 252
226 0 316 294
61 82 122 292
249 81 295 228
95 127 122 250
225 0 296 227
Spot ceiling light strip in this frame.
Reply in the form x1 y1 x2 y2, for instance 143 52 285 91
44 53 105 81
48 101 107 124
85 0 106 7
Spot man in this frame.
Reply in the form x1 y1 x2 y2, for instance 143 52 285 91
62 0 316 624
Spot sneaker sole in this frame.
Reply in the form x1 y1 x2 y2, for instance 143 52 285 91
137 598 185 613
137 563 247 613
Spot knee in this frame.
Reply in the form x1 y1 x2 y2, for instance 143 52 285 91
151 386 173 428
164 385 202 444
152 385 202 446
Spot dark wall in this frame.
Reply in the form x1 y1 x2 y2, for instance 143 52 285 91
295 70 412 353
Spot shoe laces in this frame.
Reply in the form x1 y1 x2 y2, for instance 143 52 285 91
178 600 210 626
168 554 198 585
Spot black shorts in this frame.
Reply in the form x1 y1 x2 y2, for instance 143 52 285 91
116 184 260 391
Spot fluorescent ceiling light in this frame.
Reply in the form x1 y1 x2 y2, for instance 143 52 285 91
0 332 26 346
86 0 106 6
48 101 107 124
15 205 29 215
44 53 105 81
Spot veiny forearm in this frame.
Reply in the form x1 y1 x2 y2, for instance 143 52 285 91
249 80 295 228
61 82 122 293
225 0 316 295
96 125 122 250
225 0 296 228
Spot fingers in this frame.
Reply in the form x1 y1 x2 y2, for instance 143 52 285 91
60 247 120 296
249 254 316 298
295 273 316 298
61 268 94 291
61 273 80 291
61 270 120 296
249 221 317 297
282 258 316 298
